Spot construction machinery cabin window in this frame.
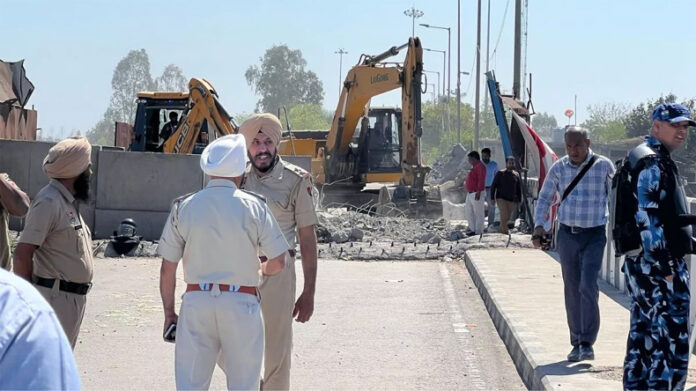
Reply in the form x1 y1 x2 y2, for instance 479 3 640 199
364 110 401 172
137 98 187 152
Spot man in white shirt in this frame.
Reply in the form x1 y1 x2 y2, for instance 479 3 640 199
158 134 290 390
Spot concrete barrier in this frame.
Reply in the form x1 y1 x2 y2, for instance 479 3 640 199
1 139 314 241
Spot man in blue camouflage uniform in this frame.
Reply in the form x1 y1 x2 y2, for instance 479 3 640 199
623 103 696 391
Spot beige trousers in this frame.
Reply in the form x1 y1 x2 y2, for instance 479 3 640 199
497 199 518 234
177 289 264 391
259 259 296 390
35 283 87 348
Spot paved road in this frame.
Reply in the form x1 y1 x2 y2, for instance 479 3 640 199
74 257 525 390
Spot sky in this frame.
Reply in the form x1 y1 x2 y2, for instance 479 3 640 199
4 0 696 139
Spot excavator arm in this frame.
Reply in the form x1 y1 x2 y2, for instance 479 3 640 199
324 37 424 184
163 78 237 154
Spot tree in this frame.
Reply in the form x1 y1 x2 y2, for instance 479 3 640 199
287 104 332 130
623 94 678 138
86 110 117 146
531 112 558 137
245 45 324 114
582 103 628 143
155 64 187 91
108 49 155 124
420 97 474 162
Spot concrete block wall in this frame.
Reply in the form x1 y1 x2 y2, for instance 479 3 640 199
1 138 314 241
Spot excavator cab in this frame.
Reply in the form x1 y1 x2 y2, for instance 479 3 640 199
129 92 188 152
356 108 402 177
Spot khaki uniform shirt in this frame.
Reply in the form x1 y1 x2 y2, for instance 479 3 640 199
157 179 289 286
0 173 15 270
242 157 318 250
19 180 93 283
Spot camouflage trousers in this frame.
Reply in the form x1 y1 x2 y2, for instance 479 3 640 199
623 255 690 391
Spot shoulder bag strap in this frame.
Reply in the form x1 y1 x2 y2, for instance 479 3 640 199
561 155 597 203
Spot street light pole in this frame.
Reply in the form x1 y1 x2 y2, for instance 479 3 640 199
404 7 424 37
474 0 482 150
423 48 446 97
334 49 347 98
457 0 462 144
420 23 451 134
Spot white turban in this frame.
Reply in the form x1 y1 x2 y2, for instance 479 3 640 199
199 134 248 177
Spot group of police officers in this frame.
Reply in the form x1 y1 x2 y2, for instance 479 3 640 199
2 105 696 390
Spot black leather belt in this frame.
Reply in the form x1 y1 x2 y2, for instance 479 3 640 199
259 249 296 263
34 276 92 295
560 224 605 235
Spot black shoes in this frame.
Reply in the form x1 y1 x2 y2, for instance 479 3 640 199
567 344 594 362
567 345 581 362
579 343 594 361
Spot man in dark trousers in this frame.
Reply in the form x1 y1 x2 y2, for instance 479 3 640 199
490 156 521 234
532 126 615 362
622 103 696 391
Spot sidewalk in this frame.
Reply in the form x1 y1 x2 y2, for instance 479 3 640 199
464 249 696 390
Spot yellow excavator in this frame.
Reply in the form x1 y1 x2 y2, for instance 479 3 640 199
278 37 439 216
127 78 237 154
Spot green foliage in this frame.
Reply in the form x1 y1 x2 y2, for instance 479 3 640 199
531 112 558 137
623 94 679 138
420 97 474 163
245 45 324 114
87 49 187 146
287 104 331 130
109 49 155 124
582 103 628 143
155 64 187 91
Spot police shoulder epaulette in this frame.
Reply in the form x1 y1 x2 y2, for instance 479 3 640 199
283 162 310 179
240 189 267 203
172 192 195 207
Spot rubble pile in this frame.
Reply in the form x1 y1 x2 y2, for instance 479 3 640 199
426 144 469 186
315 208 533 261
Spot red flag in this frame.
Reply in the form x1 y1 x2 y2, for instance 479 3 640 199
511 111 559 230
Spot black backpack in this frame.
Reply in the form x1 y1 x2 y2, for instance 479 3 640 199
609 144 656 256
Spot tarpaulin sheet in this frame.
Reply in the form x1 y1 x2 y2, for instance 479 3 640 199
0 105 37 140
0 59 35 107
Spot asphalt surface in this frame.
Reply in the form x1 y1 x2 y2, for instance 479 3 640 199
74 257 525 390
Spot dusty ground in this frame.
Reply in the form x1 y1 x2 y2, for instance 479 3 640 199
74 256 525 390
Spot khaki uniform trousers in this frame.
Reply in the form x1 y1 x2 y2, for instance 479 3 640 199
35 283 87 348
176 289 264 391
497 199 518 234
260 259 296 390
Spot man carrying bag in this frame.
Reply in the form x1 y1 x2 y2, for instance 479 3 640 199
532 126 615 362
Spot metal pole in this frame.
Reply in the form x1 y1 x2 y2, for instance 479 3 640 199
574 94 578 125
474 0 482 150
447 27 451 135
483 0 490 112
513 0 522 99
335 49 347 98
457 0 461 144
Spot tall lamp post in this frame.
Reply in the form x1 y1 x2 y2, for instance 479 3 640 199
420 23 451 136
334 48 348 98
423 48 446 98
457 0 462 144
419 24 450 104
403 7 424 37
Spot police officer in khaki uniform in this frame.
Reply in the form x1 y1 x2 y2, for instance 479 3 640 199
238 113 318 390
14 137 94 348
159 134 289 390
0 173 30 270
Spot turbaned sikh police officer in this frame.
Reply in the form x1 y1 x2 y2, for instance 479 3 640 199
158 134 290 390
14 137 94 348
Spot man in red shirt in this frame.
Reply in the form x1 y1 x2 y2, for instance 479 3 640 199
465 151 487 235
